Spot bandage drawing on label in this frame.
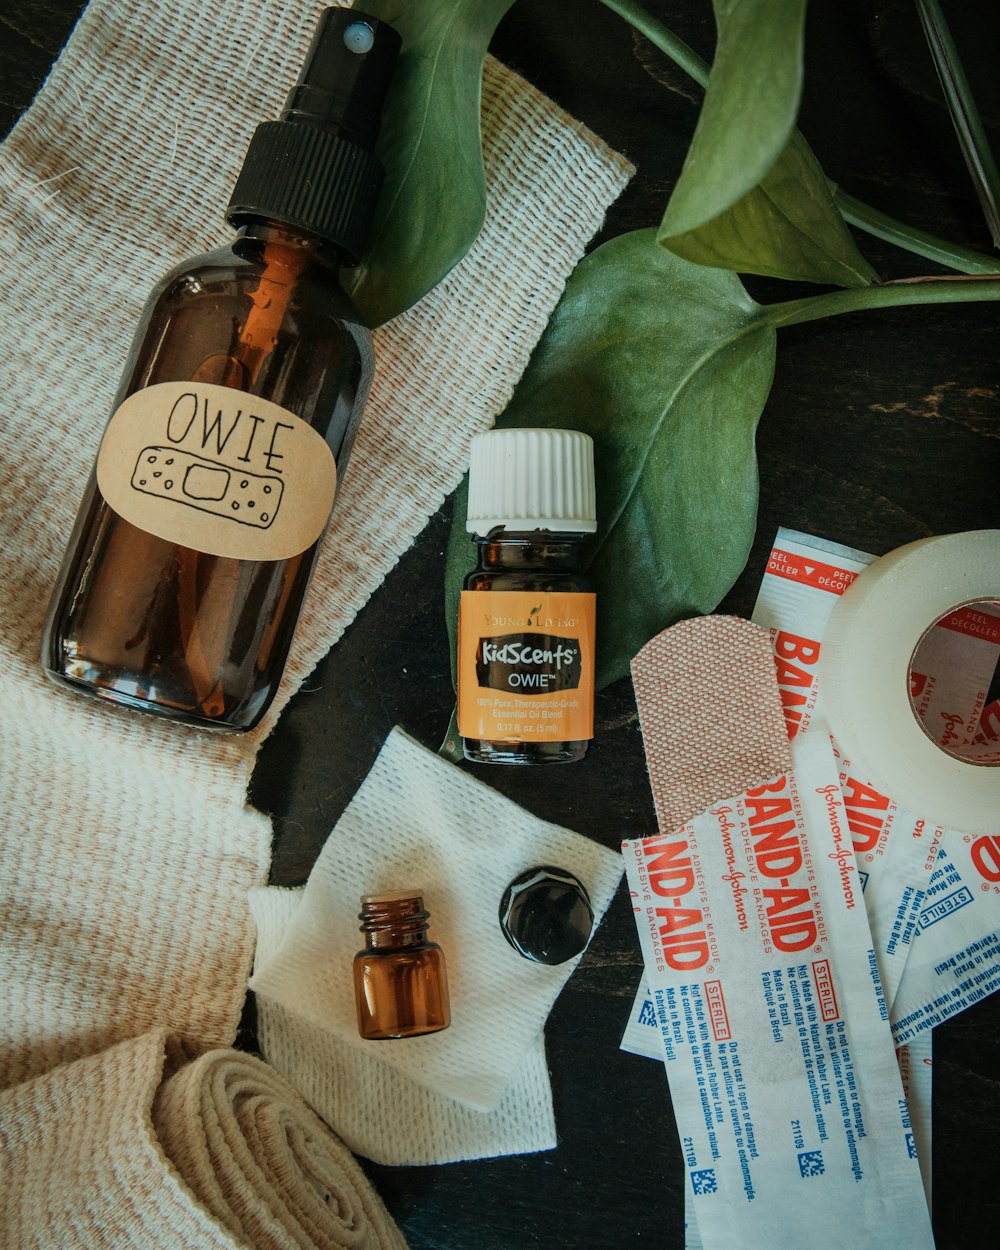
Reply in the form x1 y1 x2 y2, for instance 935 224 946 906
98 382 337 561
131 446 284 530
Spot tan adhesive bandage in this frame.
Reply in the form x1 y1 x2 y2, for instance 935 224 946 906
630 616 793 833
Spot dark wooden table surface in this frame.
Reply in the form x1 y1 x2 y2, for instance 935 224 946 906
4 2 999 1247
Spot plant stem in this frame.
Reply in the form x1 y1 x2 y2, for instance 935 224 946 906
762 275 1000 329
917 0 1000 247
833 187 1000 275
438 705 464 762
597 0 709 88
597 0 1000 275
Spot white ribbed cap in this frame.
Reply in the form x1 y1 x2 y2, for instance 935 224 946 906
465 428 597 536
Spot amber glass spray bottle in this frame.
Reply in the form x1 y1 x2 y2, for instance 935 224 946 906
42 9 400 731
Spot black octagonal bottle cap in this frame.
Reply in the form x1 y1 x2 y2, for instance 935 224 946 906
499 865 594 965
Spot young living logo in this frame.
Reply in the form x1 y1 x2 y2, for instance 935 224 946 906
482 604 581 629
476 632 582 694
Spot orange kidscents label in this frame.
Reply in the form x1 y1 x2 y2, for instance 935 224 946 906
457 590 596 743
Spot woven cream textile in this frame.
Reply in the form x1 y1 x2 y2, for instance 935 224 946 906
252 887 559 1166
0 1028 408 1250
249 730 624 1163
251 729 625 1113
0 0 631 1109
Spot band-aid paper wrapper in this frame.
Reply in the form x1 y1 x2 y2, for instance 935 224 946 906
751 527 998 749
751 528 1000 1039
623 729 933 1249
622 523 997 1024
749 529 942 1005
620 988 933 1248
622 528 948 1041
891 835 1000 1043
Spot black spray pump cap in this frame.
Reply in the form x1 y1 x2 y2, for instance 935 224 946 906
227 8 401 264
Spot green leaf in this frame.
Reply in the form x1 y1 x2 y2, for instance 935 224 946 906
445 230 777 691
917 0 1000 248
660 0 807 238
345 0 516 328
603 0 988 277
661 132 879 286
614 0 877 287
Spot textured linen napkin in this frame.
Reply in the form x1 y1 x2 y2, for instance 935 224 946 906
0 1028 408 1250
0 0 631 1091
251 886 558 1165
250 729 624 1113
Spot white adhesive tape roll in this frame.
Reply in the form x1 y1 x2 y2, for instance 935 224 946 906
820 530 1000 834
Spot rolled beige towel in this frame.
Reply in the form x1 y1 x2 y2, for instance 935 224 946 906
0 1029 407 1250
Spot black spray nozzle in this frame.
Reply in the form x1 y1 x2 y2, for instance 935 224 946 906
282 8 401 150
227 7 401 263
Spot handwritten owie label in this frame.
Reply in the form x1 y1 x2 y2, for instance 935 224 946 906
96 381 337 561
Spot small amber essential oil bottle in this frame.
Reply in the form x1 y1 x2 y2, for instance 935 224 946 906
353 891 451 1041
41 10 400 731
457 428 597 765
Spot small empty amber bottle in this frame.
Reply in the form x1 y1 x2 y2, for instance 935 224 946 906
353 891 451 1040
